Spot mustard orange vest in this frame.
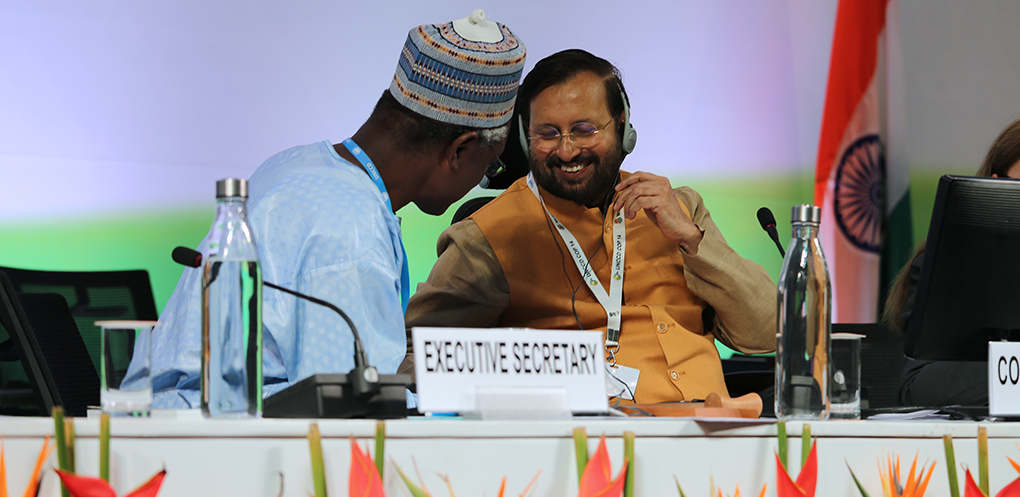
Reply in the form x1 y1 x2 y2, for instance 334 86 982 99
471 174 727 402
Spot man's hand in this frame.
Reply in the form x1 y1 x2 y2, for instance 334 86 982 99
613 171 704 255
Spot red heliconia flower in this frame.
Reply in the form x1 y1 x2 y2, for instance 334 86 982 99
964 469 987 497
776 441 817 497
54 469 165 497
578 435 628 497
996 476 1020 497
963 460 1020 497
349 439 385 497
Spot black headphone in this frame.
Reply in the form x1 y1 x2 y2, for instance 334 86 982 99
519 87 637 158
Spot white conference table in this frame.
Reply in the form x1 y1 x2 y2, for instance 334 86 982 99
0 413 1018 497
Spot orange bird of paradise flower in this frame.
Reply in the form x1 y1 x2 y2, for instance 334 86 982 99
0 436 53 497
848 453 951 497
874 454 937 497
393 456 541 497
712 484 767 497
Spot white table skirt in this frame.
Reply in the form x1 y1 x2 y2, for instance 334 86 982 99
0 413 1016 497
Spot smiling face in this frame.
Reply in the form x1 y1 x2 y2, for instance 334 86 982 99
527 71 624 208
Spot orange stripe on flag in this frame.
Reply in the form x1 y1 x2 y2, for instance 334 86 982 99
814 0 890 206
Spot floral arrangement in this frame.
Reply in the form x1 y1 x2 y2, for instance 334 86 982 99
848 454 936 497
943 428 1020 497
572 428 631 497
48 408 167 497
46 408 167 497
9 409 1020 496
307 421 539 497
0 435 52 497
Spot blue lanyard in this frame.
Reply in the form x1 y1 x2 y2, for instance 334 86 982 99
342 138 410 313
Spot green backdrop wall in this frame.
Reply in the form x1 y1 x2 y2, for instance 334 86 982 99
0 168 950 316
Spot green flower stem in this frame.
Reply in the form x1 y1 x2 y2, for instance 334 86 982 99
777 421 788 471
375 421 386 480
801 424 811 470
52 407 70 497
944 434 960 497
100 413 110 482
65 418 76 473
308 423 327 497
624 431 635 497
573 427 589 484
978 426 988 496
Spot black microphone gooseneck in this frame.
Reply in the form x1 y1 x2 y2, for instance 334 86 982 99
756 207 786 258
172 246 380 398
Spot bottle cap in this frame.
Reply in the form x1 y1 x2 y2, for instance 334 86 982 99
791 204 821 224
216 178 248 198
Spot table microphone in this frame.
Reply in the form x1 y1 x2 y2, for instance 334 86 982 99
171 246 380 398
756 207 786 258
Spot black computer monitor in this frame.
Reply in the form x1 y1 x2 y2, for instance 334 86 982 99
904 175 1020 361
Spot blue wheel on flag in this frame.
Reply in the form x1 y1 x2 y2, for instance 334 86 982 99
834 134 884 253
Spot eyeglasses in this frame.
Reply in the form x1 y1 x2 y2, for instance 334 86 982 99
484 154 507 178
529 119 614 153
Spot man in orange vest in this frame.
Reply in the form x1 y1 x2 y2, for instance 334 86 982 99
404 49 776 404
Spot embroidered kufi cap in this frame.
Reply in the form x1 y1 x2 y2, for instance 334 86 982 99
389 16 526 129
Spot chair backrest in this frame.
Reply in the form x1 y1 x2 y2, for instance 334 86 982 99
0 272 99 416
832 322 905 409
0 266 158 375
451 197 497 225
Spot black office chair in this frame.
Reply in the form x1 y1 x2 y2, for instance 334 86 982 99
0 266 158 375
0 272 99 416
722 354 775 398
451 196 497 225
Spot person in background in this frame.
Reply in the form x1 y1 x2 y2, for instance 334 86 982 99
403 49 776 404
884 117 1020 407
146 15 526 408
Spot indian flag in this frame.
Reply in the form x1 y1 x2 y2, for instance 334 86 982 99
815 0 913 323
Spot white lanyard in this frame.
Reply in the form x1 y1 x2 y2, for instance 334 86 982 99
526 173 626 365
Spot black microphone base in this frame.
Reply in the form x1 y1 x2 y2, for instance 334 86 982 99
263 373 412 419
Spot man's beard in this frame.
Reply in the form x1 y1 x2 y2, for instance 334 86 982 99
529 143 624 208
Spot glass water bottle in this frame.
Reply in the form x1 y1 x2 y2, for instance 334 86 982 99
775 204 831 419
202 178 263 417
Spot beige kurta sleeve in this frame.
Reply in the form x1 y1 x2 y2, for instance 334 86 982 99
406 219 510 327
398 219 510 375
674 186 777 354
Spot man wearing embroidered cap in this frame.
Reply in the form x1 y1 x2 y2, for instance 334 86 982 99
145 13 526 408
406 50 776 406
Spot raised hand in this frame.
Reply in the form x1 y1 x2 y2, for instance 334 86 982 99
613 171 703 254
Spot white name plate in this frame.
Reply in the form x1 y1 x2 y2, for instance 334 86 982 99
412 327 608 415
989 342 1020 416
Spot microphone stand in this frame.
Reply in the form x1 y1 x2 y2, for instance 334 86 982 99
174 247 410 418
261 281 380 398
